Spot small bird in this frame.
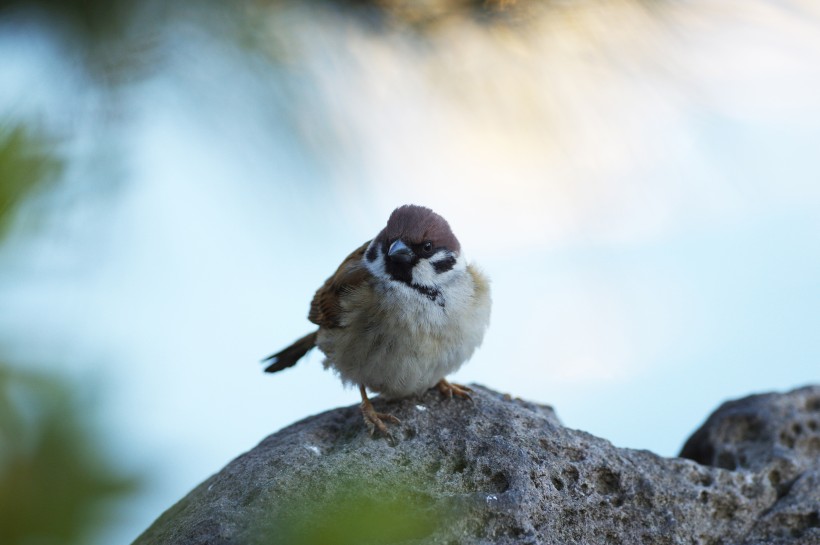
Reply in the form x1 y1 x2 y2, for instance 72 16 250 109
263 204 491 438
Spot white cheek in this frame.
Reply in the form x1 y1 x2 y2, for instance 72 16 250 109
364 242 389 280
411 260 438 287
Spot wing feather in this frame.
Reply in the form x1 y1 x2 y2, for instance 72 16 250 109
308 240 372 328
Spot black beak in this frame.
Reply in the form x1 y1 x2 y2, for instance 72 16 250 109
387 240 414 264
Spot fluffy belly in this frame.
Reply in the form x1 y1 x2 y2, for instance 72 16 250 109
316 268 490 399
317 326 470 398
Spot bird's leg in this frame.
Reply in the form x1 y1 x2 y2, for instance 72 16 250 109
359 384 401 439
436 379 473 400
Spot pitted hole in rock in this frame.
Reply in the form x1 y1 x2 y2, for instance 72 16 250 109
552 476 565 491
565 447 587 462
538 438 556 455
594 467 621 496
563 465 580 484
740 481 761 499
692 470 714 487
452 457 468 474
789 511 820 538
780 430 797 449
769 468 783 488
490 472 510 494
508 525 530 540
732 415 767 442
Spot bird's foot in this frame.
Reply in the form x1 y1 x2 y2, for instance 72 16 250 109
436 379 473 401
359 384 400 442
361 403 401 439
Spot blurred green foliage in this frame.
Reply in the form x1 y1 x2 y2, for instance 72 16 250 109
267 476 447 545
0 122 140 544
0 122 61 242
0 364 141 545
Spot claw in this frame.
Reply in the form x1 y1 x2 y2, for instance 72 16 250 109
362 408 401 436
359 384 400 441
436 379 473 401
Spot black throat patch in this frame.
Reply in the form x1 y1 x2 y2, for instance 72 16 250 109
384 257 416 285
382 251 446 307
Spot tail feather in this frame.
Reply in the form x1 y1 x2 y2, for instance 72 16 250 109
262 330 318 373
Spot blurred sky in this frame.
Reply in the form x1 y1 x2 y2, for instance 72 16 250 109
1 1 820 543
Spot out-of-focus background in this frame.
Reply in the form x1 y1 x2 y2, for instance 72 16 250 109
1 0 819 543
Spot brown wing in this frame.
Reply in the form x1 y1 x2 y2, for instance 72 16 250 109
309 240 372 329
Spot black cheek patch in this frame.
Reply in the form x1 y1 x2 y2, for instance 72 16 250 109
366 244 378 263
432 255 457 274
410 284 443 305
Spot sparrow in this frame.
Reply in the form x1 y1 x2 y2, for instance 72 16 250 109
263 204 491 439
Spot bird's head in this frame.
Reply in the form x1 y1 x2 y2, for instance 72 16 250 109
365 205 464 289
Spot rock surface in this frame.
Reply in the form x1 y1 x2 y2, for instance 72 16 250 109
134 385 820 545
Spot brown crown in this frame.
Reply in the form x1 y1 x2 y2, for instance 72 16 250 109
378 204 461 253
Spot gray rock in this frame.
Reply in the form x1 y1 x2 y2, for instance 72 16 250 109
134 385 820 545
680 386 820 544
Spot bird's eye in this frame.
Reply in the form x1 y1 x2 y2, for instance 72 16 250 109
422 241 433 254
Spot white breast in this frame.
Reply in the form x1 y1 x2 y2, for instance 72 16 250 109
316 260 491 399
